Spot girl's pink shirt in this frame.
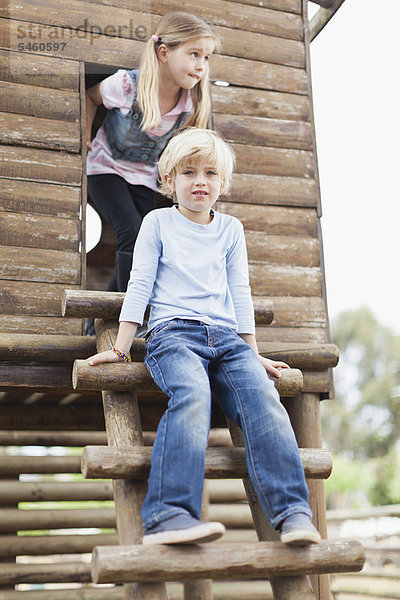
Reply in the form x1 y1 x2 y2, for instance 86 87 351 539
87 69 193 190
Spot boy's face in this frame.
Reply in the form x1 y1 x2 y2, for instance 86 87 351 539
165 161 221 224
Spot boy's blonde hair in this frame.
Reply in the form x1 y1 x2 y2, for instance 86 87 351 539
137 12 220 131
158 128 236 198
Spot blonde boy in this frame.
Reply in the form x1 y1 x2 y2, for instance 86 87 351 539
88 128 321 546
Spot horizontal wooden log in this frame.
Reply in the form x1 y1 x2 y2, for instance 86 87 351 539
0 589 123 600
0 80 79 121
72 360 303 396
215 114 313 151
0 178 80 218
5 0 303 44
0 49 80 90
0 315 83 336
0 362 73 390
249 264 322 297
95 0 301 15
0 334 95 362
0 455 81 476
0 211 79 251
151 0 303 39
217 203 318 237
211 54 308 95
327 503 400 522
258 343 338 369
0 507 116 531
267 296 327 329
208 503 254 528
0 282 82 317
81 446 332 480
0 562 91 585
233 145 315 178
0 533 118 558
246 233 320 267
211 83 310 122
0 145 81 185
216 26 305 68
0 430 107 446
62 290 274 323
255 325 327 345
0 481 114 504
0 111 80 152
208 479 246 503
229 174 319 208
91 540 365 583
0 245 80 284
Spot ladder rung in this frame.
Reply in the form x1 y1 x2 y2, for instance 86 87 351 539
91 540 365 584
62 290 274 325
72 360 303 397
82 445 332 480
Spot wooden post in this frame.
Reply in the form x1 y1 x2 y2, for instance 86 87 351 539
282 393 330 600
94 319 167 600
228 420 317 600
183 483 213 600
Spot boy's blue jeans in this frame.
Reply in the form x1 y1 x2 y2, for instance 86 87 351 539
142 319 312 532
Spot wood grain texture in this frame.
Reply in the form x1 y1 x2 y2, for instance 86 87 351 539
0 48 79 90
0 281 81 316
0 315 83 335
0 178 80 218
0 145 81 185
81 445 332 480
233 144 315 178
0 212 79 251
91 540 365 583
0 111 80 152
0 81 79 121
217 203 318 237
211 85 311 122
72 360 303 396
0 246 80 283
215 114 313 150
228 174 319 207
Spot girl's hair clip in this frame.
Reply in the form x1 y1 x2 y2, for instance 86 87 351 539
151 34 160 43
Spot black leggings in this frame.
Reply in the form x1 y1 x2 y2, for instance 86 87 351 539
88 173 157 291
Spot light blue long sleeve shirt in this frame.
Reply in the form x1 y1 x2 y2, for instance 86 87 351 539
119 206 255 335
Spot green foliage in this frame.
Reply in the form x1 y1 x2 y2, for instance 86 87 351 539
322 306 400 506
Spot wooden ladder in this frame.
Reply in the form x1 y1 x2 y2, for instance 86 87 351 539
65 291 365 600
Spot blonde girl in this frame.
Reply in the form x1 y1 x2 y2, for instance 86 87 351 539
85 12 220 321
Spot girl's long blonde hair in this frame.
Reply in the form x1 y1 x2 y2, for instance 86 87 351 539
137 12 220 131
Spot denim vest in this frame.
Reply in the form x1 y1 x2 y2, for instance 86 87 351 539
102 70 191 165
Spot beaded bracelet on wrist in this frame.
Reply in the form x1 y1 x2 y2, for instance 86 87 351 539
109 345 130 363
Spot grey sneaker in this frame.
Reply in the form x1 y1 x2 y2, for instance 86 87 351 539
143 513 225 545
279 513 321 545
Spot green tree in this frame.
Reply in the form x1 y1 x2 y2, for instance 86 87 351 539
322 306 400 505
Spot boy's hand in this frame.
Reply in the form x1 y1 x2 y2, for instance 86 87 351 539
86 140 93 152
258 355 289 378
87 349 125 366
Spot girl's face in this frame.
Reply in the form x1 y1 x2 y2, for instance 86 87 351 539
165 161 221 225
160 37 215 90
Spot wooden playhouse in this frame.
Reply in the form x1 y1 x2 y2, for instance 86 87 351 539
0 1 364 599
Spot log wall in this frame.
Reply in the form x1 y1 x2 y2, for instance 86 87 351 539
0 0 335 597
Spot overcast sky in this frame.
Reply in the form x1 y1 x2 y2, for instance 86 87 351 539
309 0 400 333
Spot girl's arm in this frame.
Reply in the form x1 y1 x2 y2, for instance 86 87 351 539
239 333 289 378
87 321 138 365
86 83 103 151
